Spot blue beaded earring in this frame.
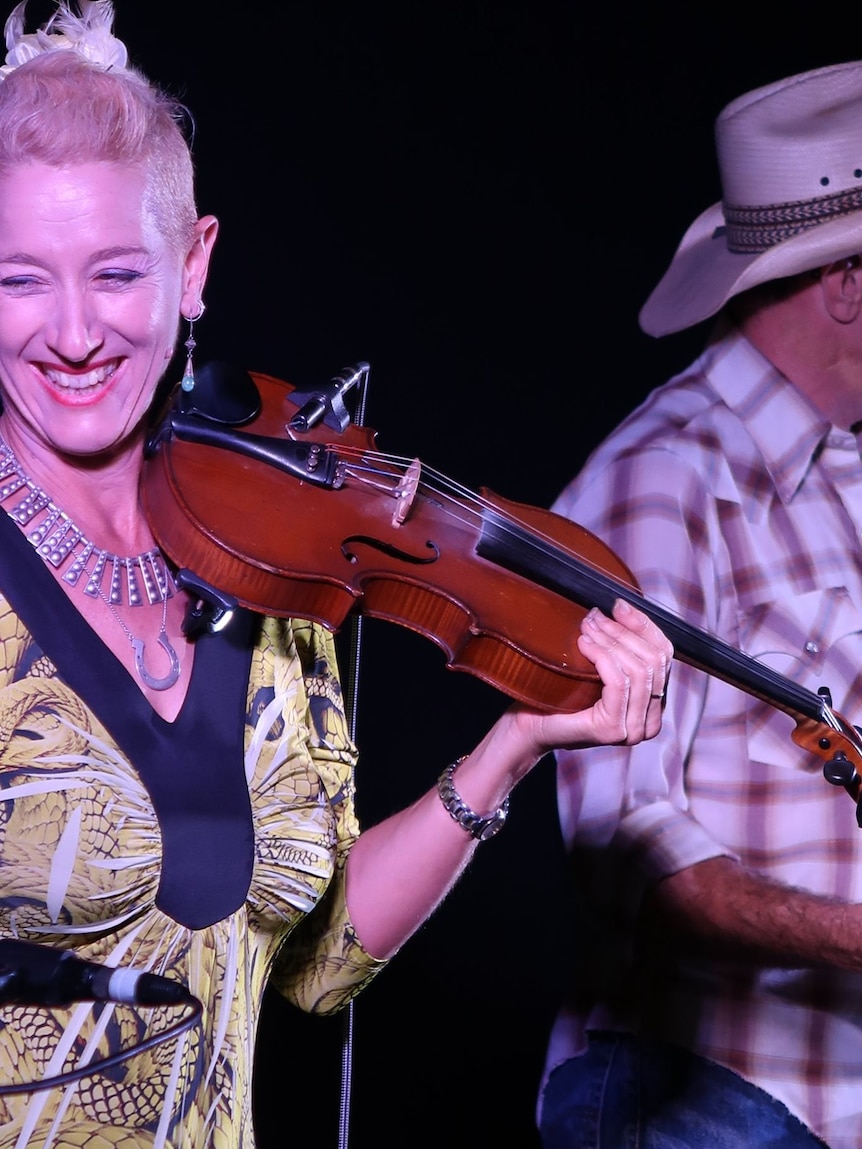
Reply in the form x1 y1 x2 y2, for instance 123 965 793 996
181 301 206 392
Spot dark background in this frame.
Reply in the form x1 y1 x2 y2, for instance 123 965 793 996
60 2 862 1144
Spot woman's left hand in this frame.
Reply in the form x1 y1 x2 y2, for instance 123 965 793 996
503 597 673 764
344 597 672 960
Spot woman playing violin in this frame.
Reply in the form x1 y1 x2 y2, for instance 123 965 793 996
0 3 672 1146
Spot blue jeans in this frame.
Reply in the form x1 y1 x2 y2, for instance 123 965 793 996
539 1032 829 1148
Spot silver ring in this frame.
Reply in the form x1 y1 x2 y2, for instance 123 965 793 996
650 692 666 701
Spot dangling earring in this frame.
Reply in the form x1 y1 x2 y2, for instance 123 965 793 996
181 300 206 392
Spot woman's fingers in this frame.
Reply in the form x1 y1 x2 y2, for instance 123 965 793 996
576 599 673 744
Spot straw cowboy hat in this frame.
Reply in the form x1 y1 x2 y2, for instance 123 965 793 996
640 60 862 337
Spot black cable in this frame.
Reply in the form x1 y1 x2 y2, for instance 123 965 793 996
0 995 203 1095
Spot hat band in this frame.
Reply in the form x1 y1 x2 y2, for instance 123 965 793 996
724 184 862 253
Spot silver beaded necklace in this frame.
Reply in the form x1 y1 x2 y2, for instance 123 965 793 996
0 436 181 691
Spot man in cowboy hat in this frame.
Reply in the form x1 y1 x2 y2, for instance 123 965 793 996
538 62 862 1148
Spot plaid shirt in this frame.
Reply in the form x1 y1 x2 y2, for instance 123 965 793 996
542 322 862 1146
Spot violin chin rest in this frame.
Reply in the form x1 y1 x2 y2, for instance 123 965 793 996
178 361 262 426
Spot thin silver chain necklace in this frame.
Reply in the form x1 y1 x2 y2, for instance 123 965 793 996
0 436 181 691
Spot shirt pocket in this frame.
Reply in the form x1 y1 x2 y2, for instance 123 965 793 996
736 586 862 773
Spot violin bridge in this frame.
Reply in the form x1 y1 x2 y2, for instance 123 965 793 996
391 458 421 527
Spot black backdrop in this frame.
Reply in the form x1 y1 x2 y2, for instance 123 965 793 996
38 2 862 1144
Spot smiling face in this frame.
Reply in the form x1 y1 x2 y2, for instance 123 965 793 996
0 160 212 468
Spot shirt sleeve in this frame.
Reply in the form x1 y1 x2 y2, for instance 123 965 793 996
255 616 388 1014
553 439 739 914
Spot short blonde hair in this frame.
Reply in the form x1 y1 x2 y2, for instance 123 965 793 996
0 50 198 251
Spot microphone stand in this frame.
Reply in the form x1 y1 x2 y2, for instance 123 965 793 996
329 363 371 1149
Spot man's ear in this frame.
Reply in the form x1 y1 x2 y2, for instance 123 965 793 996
820 255 862 324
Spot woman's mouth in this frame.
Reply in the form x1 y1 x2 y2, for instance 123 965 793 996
41 359 121 392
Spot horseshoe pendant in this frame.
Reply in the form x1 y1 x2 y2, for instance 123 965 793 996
131 632 181 691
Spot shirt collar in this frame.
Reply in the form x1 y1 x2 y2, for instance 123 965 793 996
699 321 839 504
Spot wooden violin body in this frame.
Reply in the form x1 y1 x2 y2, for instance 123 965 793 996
143 367 638 713
142 363 862 819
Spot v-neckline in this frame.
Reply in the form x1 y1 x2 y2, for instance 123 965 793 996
0 509 259 928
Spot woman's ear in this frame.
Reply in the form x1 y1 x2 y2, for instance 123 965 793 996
180 214 219 317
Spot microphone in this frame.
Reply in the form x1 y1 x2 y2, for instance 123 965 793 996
288 362 370 433
0 939 194 1007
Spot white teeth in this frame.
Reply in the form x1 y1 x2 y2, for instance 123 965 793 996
44 362 117 390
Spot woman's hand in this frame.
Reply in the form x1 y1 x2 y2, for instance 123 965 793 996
501 598 673 767
345 598 672 960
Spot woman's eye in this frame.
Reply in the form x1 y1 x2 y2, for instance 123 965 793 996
0 274 42 289
96 269 143 285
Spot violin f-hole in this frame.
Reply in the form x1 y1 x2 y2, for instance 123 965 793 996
341 535 440 567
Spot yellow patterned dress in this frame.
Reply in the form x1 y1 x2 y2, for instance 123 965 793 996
0 513 387 1149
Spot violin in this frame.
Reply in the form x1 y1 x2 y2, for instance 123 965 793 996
142 362 862 821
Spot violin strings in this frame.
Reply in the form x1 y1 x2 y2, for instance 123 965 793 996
327 443 831 724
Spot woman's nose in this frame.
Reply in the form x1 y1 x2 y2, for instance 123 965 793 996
47 295 104 362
